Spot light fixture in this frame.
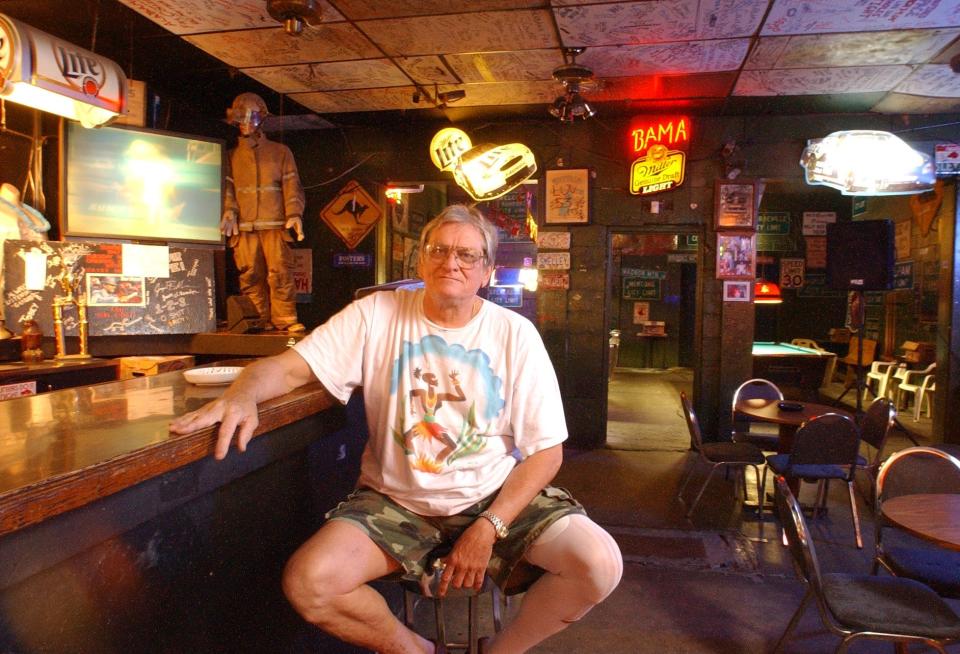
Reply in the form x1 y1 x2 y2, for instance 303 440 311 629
549 88 596 122
0 13 127 128
266 0 322 36
429 127 537 202
753 280 783 304
385 184 424 204
453 142 537 201
437 89 466 105
800 130 935 196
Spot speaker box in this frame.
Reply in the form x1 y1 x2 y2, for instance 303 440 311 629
826 220 895 290
226 295 267 333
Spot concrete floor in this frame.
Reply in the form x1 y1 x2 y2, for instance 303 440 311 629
508 368 947 653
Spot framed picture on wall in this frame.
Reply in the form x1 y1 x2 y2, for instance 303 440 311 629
723 281 751 302
714 180 757 230
544 168 589 224
716 232 756 280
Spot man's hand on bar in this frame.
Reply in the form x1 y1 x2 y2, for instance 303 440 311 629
170 391 261 460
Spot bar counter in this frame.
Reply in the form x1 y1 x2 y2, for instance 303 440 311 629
0 364 364 653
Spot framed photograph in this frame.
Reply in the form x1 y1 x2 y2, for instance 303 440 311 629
723 281 751 302
715 180 757 230
716 232 756 280
545 168 589 224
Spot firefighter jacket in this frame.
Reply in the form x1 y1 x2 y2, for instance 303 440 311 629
223 132 305 232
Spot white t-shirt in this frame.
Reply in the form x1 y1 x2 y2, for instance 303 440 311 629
293 288 567 516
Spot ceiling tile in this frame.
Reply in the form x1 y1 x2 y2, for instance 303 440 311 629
872 92 960 113
292 87 423 113
745 30 960 69
894 64 960 97
334 0 544 20
395 56 461 84
358 9 558 56
580 39 750 76
553 0 767 46
243 60 411 93
734 66 914 96
118 0 343 35
762 0 960 35
446 50 565 83
596 72 737 100
185 24 381 68
443 81 560 106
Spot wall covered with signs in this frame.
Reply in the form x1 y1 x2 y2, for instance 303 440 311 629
3 240 216 336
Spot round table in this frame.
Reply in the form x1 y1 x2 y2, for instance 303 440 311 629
881 493 960 551
734 399 852 454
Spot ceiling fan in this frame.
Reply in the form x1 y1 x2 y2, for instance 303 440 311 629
550 47 598 121
266 0 322 36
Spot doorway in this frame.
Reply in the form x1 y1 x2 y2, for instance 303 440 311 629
605 229 699 451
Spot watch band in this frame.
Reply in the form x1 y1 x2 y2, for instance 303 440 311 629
479 510 509 539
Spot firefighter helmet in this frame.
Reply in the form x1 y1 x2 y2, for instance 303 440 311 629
227 93 269 128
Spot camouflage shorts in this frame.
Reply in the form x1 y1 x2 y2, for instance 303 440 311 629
325 486 585 590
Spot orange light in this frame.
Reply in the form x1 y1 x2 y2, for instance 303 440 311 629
754 281 783 304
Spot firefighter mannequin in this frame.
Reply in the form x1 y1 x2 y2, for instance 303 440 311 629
221 93 306 332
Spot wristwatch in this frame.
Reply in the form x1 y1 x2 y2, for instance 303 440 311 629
479 510 509 540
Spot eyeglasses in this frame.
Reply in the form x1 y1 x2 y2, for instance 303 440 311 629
423 243 487 268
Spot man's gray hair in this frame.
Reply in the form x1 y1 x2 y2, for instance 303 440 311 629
418 204 498 265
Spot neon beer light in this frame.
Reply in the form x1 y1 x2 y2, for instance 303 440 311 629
628 116 690 196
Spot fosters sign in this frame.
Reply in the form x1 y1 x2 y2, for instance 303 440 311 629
628 116 690 196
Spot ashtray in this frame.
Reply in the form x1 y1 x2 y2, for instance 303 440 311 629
182 366 243 386
777 401 804 412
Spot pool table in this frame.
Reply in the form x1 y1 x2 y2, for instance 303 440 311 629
752 342 836 401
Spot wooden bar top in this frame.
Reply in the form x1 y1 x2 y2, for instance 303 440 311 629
0 362 336 536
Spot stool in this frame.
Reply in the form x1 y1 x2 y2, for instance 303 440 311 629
398 575 504 654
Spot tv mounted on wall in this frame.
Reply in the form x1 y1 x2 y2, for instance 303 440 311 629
60 122 224 244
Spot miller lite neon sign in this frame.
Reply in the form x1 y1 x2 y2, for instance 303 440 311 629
0 12 126 127
628 116 691 196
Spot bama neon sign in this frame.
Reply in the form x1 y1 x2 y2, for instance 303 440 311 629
628 116 691 196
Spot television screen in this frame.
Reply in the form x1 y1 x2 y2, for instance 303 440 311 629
62 122 224 244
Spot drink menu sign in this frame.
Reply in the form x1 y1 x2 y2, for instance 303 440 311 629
628 116 690 196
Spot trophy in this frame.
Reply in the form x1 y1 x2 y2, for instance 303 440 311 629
52 258 91 359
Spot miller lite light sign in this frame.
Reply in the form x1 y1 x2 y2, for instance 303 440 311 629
628 116 690 196
0 13 127 126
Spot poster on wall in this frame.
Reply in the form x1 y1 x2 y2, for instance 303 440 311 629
716 232 756 280
544 169 589 224
3 240 215 336
479 182 538 242
632 301 650 323
801 211 836 236
805 236 827 268
895 220 911 260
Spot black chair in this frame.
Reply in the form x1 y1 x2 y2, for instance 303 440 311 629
762 413 863 548
873 446 960 599
773 475 960 654
854 397 896 499
677 391 765 517
730 378 784 451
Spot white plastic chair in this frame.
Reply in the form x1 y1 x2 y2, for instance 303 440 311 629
896 363 936 421
862 360 898 404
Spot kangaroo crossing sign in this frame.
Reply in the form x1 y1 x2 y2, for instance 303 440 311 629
320 180 382 249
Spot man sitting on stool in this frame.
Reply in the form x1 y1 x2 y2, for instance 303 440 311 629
171 205 623 653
